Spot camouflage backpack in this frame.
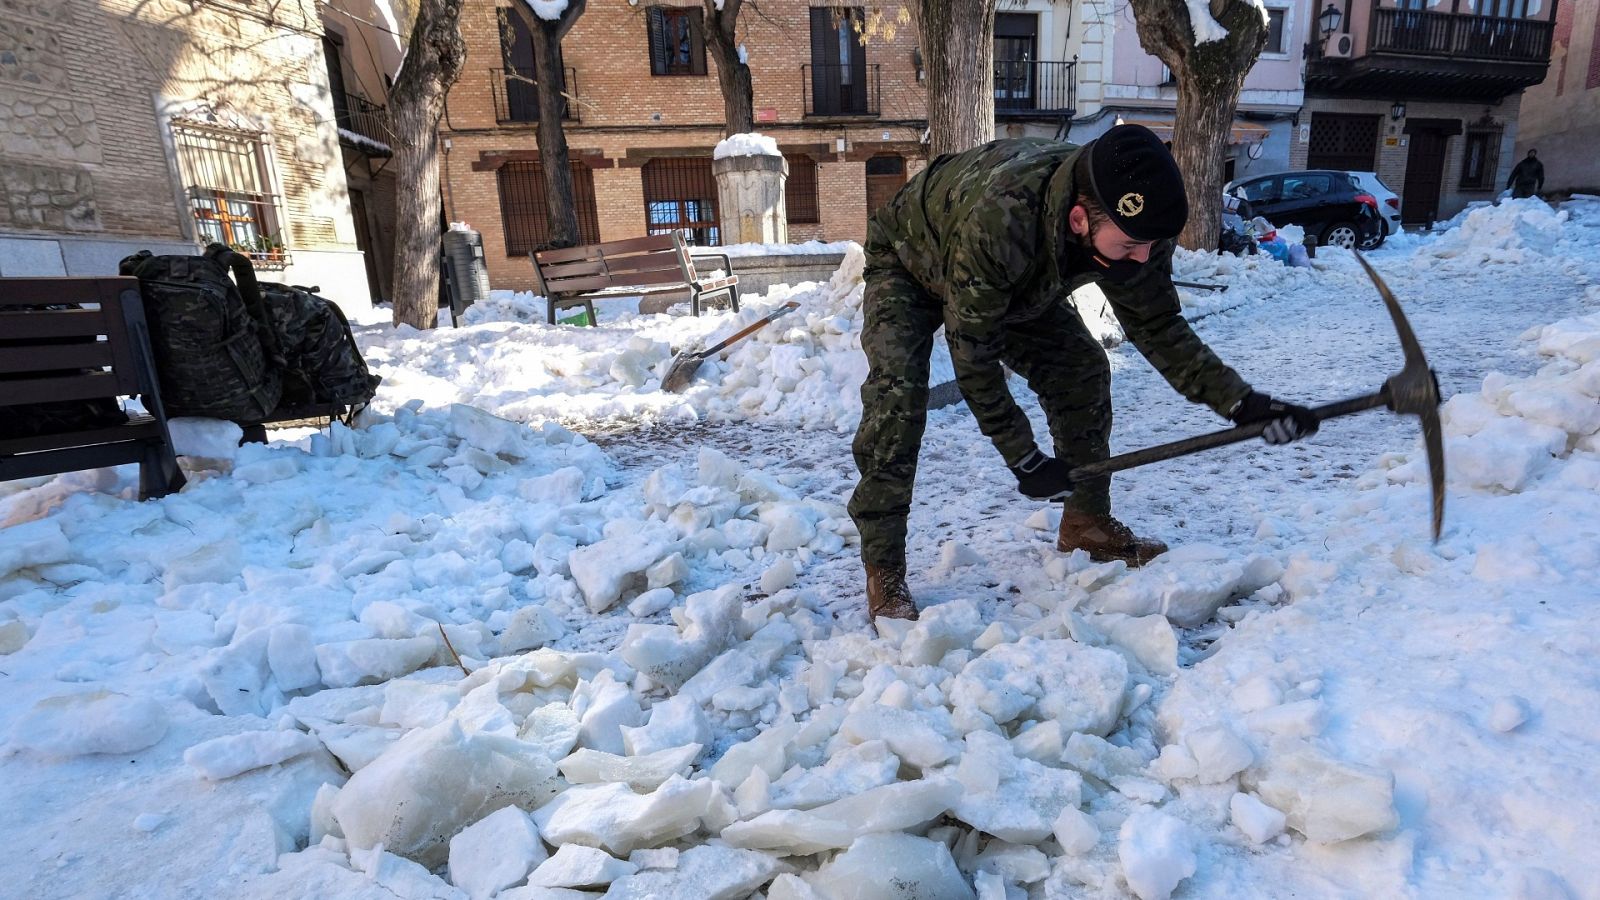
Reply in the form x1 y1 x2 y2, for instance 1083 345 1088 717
119 244 284 423
259 282 381 414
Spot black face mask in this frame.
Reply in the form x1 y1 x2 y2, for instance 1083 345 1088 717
1088 252 1146 284
1063 234 1147 285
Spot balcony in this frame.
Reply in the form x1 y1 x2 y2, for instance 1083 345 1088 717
803 64 881 118
994 59 1077 118
491 67 580 125
1307 2 1553 100
333 92 394 157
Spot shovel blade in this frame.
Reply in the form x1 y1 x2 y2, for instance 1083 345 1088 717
661 352 705 393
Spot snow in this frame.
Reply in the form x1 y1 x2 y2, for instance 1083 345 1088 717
338 126 393 157
3 196 1600 899
521 0 568 23
713 132 781 160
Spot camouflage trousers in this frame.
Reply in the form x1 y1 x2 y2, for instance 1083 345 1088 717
849 232 1113 568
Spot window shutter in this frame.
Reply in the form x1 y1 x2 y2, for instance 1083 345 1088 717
648 7 668 76
810 7 833 68
689 9 708 76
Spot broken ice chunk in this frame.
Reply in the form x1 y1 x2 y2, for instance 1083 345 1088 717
1229 792 1286 844
806 832 974 900
448 805 547 900
1243 741 1398 842
1118 807 1197 900
557 743 702 792
528 843 636 889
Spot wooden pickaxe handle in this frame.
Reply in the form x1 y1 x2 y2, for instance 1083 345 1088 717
1065 390 1390 484
690 301 801 361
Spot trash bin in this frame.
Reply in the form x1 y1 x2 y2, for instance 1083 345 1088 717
441 227 490 326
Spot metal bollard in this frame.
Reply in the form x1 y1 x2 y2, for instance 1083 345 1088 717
1304 234 1318 259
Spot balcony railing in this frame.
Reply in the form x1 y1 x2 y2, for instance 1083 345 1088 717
802 64 881 117
333 92 393 152
491 67 580 124
994 59 1077 116
1369 8 1553 62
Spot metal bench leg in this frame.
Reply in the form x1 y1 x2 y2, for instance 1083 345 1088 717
726 284 740 314
138 437 186 501
585 299 597 326
548 297 558 325
691 288 702 317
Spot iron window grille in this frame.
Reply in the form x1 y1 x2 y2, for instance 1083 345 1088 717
498 160 602 256
647 6 707 76
785 154 820 225
642 157 720 246
1459 127 1502 190
171 120 288 268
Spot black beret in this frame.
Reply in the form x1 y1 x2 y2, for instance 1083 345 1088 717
1084 124 1189 241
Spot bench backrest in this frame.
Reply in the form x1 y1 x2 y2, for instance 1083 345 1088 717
530 232 699 297
0 277 152 408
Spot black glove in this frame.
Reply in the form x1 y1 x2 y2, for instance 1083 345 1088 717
1230 391 1320 445
1010 448 1074 500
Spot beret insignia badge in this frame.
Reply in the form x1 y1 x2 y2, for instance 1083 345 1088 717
1117 192 1146 217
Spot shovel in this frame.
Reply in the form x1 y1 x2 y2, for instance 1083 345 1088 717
661 300 802 393
1068 252 1447 540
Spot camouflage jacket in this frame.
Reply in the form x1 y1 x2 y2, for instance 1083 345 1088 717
874 138 1253 465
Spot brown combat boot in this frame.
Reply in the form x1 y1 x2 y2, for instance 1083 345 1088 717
865 563 919 622
1057 509 1169 567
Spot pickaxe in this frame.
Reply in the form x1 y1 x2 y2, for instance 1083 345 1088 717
1064 252 1447 540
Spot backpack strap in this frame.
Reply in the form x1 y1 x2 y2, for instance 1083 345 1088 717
205 242 286 368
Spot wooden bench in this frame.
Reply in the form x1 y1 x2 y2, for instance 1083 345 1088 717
530 232 739 325
0 276 186 501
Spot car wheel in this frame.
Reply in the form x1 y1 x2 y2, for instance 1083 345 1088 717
1358 229 1385 250
1322 222 1359 249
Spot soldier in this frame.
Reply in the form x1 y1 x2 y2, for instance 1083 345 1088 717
849 124 1319 623
1507 149 1544 200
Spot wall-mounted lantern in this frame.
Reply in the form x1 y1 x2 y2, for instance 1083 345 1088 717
1319 2 1343 35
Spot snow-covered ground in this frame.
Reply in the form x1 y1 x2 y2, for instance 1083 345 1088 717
2 197 1598 900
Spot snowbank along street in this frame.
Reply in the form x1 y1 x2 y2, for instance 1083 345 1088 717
2 197 1599 900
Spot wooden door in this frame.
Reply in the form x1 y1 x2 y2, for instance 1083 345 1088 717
1402 128 1448 225
865 155 906 222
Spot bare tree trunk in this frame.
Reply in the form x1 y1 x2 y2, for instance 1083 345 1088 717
1128 0 1265 251
704 0 753 135
389 0 466 330
908 0 997 159
511 0 588 250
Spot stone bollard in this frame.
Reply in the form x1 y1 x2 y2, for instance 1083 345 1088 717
1303 234 1317 258
713 146 788 245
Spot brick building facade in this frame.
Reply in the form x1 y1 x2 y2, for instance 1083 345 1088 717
1298 0 1555 227
441 0 933 293
0 0 374 313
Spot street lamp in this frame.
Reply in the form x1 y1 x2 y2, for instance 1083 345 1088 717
1319 2 1343 36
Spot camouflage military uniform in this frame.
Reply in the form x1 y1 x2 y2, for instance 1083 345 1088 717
849 138 1253 568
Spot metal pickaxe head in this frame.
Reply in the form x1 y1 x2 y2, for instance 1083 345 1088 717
1356 252 1446 541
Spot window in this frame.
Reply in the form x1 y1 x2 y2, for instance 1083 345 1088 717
808 8 872 116
171 120 287 267
642 158 720 246
1238 177 1280 203
1281 172 1334 199
785 154 820 225
994 13 1038 108
647 6 707 76
1460 127 1502 190
498 160 601 255
1264 8 1287 54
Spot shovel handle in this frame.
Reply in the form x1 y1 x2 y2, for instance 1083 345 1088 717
695 300 801 359
1067 390 1389 482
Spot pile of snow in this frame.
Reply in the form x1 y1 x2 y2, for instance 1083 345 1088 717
1424 197 1571 266
713 132 782 159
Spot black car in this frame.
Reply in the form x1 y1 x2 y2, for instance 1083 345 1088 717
1227 169 1385 250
